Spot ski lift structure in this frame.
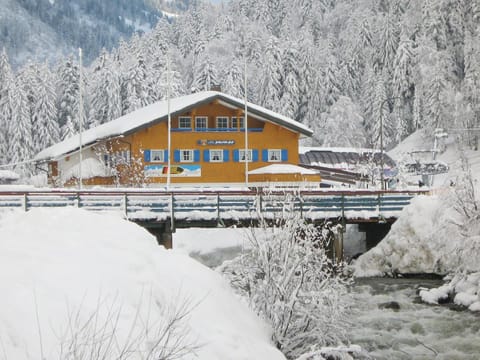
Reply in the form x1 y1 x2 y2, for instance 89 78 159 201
402 128 449 186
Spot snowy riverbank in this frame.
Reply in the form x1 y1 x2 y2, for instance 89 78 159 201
352 193 480 311
0 208 285 360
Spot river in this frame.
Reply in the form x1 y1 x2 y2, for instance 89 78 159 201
350 277 480 359
185 243 480 359
3 203 477 358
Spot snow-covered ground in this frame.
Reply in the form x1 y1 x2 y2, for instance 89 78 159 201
0 208 285 360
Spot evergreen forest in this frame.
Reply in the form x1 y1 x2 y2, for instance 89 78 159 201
0 0 479 177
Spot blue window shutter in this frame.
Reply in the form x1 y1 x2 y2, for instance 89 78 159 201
144 150 151 162
281 149 288 161
252 149 259 162
233 150 239 162
164 150 169 163
262 149 268 162
203 149 210 162
223 149 229 162
194 150 200 162
174 150 180 162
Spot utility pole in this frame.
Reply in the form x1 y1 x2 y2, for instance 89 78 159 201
244 56 249 188
378 97 401 190
166 54 171 190
78 48 83 190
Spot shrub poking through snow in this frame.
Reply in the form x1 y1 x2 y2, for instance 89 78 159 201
220 196 353 359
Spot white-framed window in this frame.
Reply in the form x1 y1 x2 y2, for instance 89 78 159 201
231 116 245 129
180 149 194 162
195 116 208 129
216 116 229 129
151 149 165 162
239 149 253 162
103 154 112 167
268 149 281 162
178 116 191 129
209 149 223 162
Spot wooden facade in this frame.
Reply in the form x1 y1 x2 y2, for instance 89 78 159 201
38 92 320 187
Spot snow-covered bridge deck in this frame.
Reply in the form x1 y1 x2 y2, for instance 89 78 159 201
0 189 427 227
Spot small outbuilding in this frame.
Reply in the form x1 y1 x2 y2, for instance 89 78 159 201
0 170 20 185
299 147 397 188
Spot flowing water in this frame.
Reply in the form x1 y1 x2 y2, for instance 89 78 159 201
350 277 480 359
190 247 480 359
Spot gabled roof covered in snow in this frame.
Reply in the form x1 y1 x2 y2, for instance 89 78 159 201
299 147 396 170
0 170 19 180
35 91 313 162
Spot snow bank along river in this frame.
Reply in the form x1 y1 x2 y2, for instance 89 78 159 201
175 228 480 360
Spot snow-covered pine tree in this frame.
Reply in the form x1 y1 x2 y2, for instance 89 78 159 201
158 51 185 100
463 27 480 129
121 54 154 115
424 58 447 131
296 36 315 124
90 51 122 126
321 96 366 148
472 0 480 22
257 36 283 111
16 61 39 127
413 84 424 131
191 52 219 92
422 0 447 51
376 5 400 71
220 58 244 98
8 76 33 176
280 45 301 119
56 57 84 140
0 50 14 164
361 63 377 147
393 36 415 100
392 35 415 135
371 72 395 149
323 45 342 108
33 63 60 153
304 69 325 145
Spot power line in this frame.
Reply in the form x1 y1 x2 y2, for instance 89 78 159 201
0 158 39 169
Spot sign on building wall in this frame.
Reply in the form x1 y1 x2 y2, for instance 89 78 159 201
197 140 235 146
144 165 201 177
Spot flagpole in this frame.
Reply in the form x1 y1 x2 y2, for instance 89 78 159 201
78 48 83 190
244 56 249 188
167 54 171 190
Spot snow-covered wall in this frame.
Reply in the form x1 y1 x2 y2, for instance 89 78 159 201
57 147 110 184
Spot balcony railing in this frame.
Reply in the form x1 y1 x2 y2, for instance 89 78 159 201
172 128 263 133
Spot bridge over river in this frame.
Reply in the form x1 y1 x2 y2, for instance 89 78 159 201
0 189 428 249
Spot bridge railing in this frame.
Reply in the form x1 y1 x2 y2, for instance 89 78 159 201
0 190 428 223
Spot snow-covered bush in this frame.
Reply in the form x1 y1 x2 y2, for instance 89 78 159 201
220 200 353 359
54 294 199 360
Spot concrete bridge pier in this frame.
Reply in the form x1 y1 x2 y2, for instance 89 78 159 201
321 221 344 263
142 221 175 249
358 222 392 250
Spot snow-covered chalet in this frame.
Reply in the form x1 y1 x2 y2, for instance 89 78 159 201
35 91 320 187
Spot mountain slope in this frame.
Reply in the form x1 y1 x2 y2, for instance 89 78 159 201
0 0 167 67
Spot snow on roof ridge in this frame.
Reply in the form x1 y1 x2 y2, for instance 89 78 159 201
36 91 312 161
248 164 319 175
299 146 382 154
